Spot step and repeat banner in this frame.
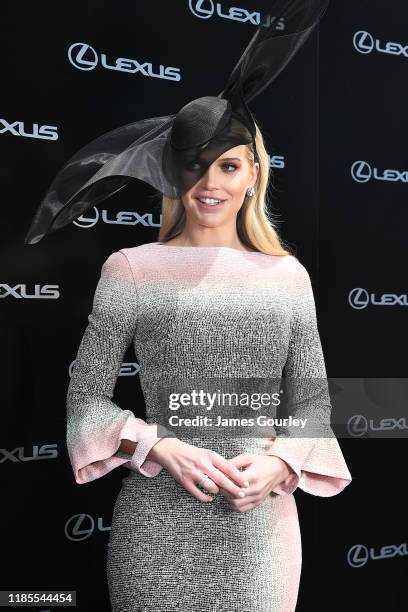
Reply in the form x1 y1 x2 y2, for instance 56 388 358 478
1 1 406 610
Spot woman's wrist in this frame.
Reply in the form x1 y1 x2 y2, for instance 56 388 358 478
145 436 178 464
277 457 295 481
266 454 295 482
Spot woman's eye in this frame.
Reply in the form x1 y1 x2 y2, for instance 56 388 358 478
222 163 238 172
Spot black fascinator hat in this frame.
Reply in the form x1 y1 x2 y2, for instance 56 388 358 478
24 0 329 245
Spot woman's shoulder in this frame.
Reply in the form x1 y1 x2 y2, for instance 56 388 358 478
284 254 308 273
97 245 152 278
274 253 307 274
283 256 314 295
115 242 158 264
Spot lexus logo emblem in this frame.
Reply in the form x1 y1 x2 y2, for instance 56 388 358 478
353 31 374 54
351 161 372 183
68 43 98 71
348 288 369 310
189 0 214 19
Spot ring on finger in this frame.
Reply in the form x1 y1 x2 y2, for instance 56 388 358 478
197 473 216 493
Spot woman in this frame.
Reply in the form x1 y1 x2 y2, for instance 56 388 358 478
23 2 350 609
64 122 351 611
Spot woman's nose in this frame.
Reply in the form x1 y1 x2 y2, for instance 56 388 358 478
200 164 218 188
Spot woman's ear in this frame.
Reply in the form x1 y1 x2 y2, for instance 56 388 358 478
252 162 260 185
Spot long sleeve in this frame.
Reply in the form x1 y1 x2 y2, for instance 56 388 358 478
265 259 352 497
66 250 167 484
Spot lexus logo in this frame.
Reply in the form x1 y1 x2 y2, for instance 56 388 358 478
72 207 161 229
353 31 375 54
73 207 100 228
349 288 408 309
347 415 368 437
347 543 408 567
348 288 370 309
353 30 408 58
0 118 58 141
68 43 98 71
65 513 110 541
189 0 214 19
351 160 408 183
347 544 369 568
351 161 372 183
67 42 181 82
347 415 408 437
188 0 284 29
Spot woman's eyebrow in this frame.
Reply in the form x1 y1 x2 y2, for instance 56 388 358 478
218 156 241 161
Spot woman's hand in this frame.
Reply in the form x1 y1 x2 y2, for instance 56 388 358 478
218 453 295 512
146 437 250 502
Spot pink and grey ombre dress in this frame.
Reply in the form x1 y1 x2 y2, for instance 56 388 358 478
66 242 352 612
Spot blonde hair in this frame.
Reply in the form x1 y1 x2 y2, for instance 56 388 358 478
158 121 294 256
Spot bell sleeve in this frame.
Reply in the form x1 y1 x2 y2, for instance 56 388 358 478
66 249 167 484
265 259 352 497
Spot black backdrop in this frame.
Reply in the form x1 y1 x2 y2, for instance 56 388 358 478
1 1 406 610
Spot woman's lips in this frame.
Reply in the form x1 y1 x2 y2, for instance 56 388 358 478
194 197 227 211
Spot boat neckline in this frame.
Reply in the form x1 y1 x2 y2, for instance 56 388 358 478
153 242 262 254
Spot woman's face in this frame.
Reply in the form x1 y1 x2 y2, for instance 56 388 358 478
180 145 259 227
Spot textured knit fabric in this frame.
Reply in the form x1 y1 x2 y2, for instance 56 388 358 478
66 242 352 612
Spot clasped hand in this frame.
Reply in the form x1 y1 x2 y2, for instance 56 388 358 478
217 453 294 512
146 438 294 512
